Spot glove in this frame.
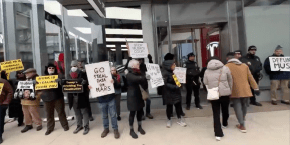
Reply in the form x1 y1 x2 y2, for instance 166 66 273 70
128 57 132 61
254 89 260 96
148 54 153 60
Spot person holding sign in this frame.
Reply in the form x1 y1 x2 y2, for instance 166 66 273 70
162 59 187 128
0 75 13 144
126 59 148 139
40 63 69 135
67 60 90 135
111 67 123 121
21 68 42 133
264 45 290 105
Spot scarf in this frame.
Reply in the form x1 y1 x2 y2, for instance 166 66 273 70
70 72 78 79
132 68 141 74
113 74 121 83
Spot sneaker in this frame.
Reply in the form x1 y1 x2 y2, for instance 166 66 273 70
117 116 121 121
236 124 247 133
272 100 278 105
83 126 90 135
166 120 172 128
221 125 227 129
281 100 290 105
36 125 43 131
196 105 203 109
114 129 120 139
146 113 153 119
215 137 221 141
101 128 109 138
250 102 262 106
73 126 83 134
45 130 53 135
21 125 33 133
177 119 187 127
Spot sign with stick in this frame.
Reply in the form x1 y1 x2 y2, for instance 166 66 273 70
35 75 58 90
145 63 164 88
0 83 3 95
62 79 83 93
85 61 115 98
128 43 149 58
173 67 187 83
0 59 24 79
14 81 35 100
172 74 181 87
269 57 290 71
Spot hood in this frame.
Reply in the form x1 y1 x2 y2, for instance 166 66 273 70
227 58 242 65
207 59 224 70
162 60 174 72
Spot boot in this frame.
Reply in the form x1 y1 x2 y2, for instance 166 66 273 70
73 126 83 134
138 126 146 135
130 129 138 139
21 125 33 133
36 125 43 131
83 126 90 135
114 129 120 139
101 128 109 138
45 130 53 135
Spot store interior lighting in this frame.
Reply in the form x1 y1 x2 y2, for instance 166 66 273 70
106 38 143 42
67 9 88 17
44 1 61 15
75 27 92 34
106 45 128 48
105 28 143 35
110 49 128 51
106 7 141 20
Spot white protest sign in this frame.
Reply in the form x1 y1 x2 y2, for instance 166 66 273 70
128 43 149 58
85 61 115 98
14 81 35 100
145 63 164 88
269 57 290 71
173 67 187 83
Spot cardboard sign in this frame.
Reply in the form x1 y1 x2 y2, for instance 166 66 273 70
0 83 4 95
145 63 164 88
62 79 83 93
173 67 187 83
35 75 58 90
269 57 290 71
0 59 24 72
172 74 181 87
85 61 115 98
128 43 149 58
14 81 35 100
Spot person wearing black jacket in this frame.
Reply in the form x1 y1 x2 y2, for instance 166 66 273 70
40 63 69 135
184 53 202 110
240 46 262 106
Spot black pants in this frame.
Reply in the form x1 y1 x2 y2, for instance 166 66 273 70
129 109 143 126
0 106 8 138
210 96 230 137
166 102 182 120
186 79 200 106
250 76 259 103
87 102 93 118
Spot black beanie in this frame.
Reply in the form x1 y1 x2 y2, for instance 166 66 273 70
164 53 175 60
248 46 257 51
187 53 195 60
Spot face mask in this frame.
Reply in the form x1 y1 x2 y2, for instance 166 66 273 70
71 67 78 72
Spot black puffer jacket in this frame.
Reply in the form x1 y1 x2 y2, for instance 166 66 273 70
162 60 181 105
240 53 262 77
184 60 200 83
126 68 148 111
40 63 64 102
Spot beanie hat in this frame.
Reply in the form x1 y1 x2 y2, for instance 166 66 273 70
275 45 283 51
164 53 175 60
187 53 195 60
71 60 78 67
248 46 257 51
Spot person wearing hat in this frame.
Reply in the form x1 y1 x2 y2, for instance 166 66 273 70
234 50 242 59
21 68 42 133
67 60 90 135
264 45 290 105
184 52 202 110
240 46 263 106
40 63 69 135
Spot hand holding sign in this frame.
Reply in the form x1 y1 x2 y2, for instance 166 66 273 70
128 43 149 58
269 57 290 71
173 67 187 84
145 63 164 88
35 75 58 90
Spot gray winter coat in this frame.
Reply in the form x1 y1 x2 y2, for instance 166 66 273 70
203 59 233 97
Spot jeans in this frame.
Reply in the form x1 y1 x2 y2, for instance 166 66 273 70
99 99 118 130
0 105 7 138
232 98 248 126
73 96 89 127
210 96 230 137
166 102 182 120
186 79 200 106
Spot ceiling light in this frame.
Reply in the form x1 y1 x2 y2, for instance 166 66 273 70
107 45 115 48
69 31 76 37
106 7 141 20
105 28 143 35
122 49 128 51
79 37 88 43
106 38 143 42
121 45 127 47
75 27 91 34
67 9 88 17
44 1 61 15
111 49 116 51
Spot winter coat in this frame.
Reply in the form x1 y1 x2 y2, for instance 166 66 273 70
240 54 262 77
225 59 258 98
21 73 42 106
0 78 13 105
184 60 201 84
203 60 233 97
8 79 23 118
67 70 90 109
126 68 148 111
162 60 182 105
112 74 123 95
264 54 290 80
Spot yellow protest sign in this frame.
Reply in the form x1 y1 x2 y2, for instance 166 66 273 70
35 75 58 90
0 83 4 94
172 74 181 87
0 59 24 72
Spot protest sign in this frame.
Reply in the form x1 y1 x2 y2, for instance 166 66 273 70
173 67 187 83
62 79 83 93
85 61 115 98
35 75 58 90
269 57 290 71
0 59 24 79
145 63 164 88
128 43 149 58
172 74 181 87
0 83 3 95
14 81 35 100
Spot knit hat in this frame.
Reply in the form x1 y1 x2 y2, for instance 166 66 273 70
187 53 195 60
248 46 257 51
164 53 175 60
275 45 283 51
71 60 78 67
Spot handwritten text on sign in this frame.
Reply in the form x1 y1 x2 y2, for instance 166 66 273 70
0 59 24 72
269 57 290 71
35 75 58 90
85 61 115 98
62 80 83 93
14 81 35 99
145 63 164 88
0 83 3 95
173 67 187 84
128 43 149 58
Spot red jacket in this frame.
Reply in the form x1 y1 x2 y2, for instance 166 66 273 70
0 78 13 105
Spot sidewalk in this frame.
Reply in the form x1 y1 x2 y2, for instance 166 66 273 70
2 102 289 145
